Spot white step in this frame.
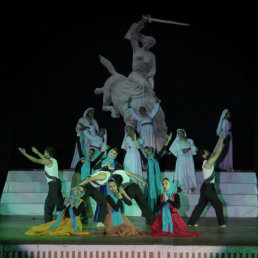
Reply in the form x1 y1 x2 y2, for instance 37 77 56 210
1 192 257 206
3 181 257 195
6 170 257 184
1 170 257 218
178 205 257 218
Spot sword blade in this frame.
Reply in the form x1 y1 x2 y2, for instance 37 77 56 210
149 17 190 26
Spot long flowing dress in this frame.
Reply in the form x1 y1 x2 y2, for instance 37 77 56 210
71 107 99 168
151 193 200 237
129 102 160 149
104 186 141 236
214 110 233 171
121 133 143 185
25 197 91 236
169 129 197 192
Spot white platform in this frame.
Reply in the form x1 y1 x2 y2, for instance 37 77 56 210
0 170 257 217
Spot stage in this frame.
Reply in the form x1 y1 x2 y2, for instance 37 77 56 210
0 216 257 257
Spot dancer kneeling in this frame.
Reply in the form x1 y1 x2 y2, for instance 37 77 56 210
104 178 141 236
151 178 200 237
25 185 91 236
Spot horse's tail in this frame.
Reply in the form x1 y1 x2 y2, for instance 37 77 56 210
99 55 117 75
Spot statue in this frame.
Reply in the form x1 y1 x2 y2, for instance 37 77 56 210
95 16 168 150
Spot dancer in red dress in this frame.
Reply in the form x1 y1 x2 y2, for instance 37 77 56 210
151 178 200 237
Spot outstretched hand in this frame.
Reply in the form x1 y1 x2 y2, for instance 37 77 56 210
104 145 110 152
18 147 26 155
31 147 39 154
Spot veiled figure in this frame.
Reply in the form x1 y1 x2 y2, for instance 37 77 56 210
95 17 167 151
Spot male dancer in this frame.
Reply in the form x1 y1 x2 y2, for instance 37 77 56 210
187 133 226 228
18 146 64 222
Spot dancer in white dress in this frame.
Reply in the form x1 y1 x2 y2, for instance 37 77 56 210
128 96 160 149
169 129 198 193
121 126 143 185
71 107 99 168
84 128 107 157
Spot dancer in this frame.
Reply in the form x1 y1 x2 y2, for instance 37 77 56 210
25 185 91 236
151 178 200 237
71 107 99 168
128 96 160 149
71 130 109 223
91 147 123 222
121 125 143 185
110 170 155 225
187 133 226 228
169 129 198 193
84 127 107 157
134 132 173 212
104 178 141 236
78 170 116 228
18 146 64 222
214 109 233 171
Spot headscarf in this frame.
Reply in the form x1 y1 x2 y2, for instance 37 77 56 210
121 126 134 150
106 178 124 226
162 178 174 233
49 186 85 232
80 149 97 181
216 109 229 136
101 148 118 170
169 129 190 157
83 107 95 118
143 147 161 199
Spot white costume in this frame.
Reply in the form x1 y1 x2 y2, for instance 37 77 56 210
169 129 197 193
128 102 159 149
70 107 99 168
121 127 143 184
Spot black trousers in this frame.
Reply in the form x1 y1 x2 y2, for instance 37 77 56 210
188 182 225 226
84 184 108 223
124 183 155 225
44 179 64 222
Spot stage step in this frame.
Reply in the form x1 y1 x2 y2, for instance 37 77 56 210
0 170 257 217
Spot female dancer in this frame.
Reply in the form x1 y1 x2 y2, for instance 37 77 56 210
169 129 198 193
92 148 123 222
121 125 143 185
134 132 172 212
25 185 91 236
151 178 200 237
71 130 109 223
214 109 233 171
104 178 141 236
128 96 160 149
71 107 99 168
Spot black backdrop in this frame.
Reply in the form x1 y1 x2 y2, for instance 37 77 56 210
1 3 257 192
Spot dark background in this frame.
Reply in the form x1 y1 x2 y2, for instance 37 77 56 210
1 2 257 192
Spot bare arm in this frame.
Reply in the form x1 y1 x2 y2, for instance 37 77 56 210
123 170 148 188
18 148 52 166
118 186 132 201
79 172 107 186
205 134 225 168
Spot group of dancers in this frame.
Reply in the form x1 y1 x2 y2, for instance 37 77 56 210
18 104 232 236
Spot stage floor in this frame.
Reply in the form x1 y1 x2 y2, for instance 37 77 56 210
0 216 257 246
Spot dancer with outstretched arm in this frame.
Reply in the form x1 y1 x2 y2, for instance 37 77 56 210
187 133 226 228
